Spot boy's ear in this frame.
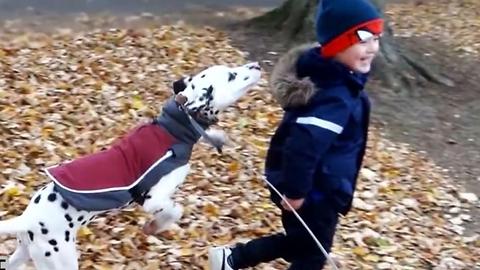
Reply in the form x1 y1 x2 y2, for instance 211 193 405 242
173 77 188 94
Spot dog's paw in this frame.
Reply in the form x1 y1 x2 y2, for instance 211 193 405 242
202 129 231 148
142 220 159 235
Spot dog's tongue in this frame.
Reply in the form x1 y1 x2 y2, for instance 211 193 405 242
175 94 188 106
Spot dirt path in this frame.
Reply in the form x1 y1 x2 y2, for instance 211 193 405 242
0 0 282 19
369 37 480 235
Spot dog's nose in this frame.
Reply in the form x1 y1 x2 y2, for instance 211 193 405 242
247 62 261 71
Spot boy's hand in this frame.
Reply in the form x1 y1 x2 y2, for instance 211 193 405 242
281 196 305 211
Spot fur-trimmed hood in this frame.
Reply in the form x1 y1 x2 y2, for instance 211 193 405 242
269 44 368 109
269 44 317 109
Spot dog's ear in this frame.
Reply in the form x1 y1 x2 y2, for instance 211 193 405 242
173 77 188 94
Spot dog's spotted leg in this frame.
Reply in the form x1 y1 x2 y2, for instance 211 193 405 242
26 229 79 270
14 182 96 270
6 240 29 270
142 164 190 234
143 199 183 234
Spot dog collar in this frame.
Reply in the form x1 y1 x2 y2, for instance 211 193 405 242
176 108 222 154
174 94 223 153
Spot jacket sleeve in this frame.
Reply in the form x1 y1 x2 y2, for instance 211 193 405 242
281 96 351 199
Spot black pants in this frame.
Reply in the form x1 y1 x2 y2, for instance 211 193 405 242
230 193 338 269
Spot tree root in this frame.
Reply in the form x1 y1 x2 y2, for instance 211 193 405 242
247 0 455 92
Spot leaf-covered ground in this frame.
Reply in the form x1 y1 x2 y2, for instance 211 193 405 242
0 8 478 270
387 0 480 56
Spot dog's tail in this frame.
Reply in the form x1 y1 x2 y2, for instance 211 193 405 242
0 215 30 234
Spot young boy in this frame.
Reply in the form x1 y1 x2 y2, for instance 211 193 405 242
209 0 383 269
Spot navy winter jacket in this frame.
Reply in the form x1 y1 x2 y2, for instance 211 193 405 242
266 44 371 215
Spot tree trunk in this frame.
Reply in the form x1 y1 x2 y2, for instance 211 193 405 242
247 0 454 92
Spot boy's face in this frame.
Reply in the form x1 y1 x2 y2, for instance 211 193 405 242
335 35 380 74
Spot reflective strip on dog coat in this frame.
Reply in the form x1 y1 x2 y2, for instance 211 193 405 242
45 124 189 211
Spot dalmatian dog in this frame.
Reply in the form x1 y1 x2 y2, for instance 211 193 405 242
0 62 261 270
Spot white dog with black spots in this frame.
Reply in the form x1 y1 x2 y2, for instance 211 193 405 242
0 62 261 270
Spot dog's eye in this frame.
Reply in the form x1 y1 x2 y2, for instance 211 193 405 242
201 74 206 78
244 76 250 81
228 72 237 82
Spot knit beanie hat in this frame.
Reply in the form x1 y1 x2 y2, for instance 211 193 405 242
316 0 384 58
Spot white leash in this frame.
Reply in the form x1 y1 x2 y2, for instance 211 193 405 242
261 176 341 270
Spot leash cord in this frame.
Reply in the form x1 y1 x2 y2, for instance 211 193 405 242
261 176 340 270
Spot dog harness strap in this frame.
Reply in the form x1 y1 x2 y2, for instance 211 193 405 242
128 187 146 205
188 116 223 153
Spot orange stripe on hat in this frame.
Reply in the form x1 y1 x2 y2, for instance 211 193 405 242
321 18 384 58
